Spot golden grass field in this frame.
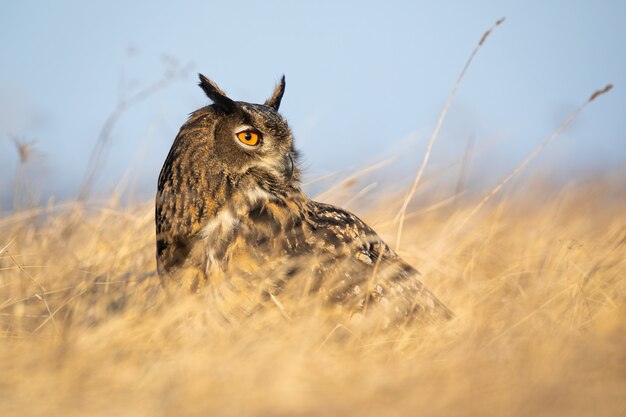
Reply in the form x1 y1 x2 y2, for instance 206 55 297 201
0 171 624 417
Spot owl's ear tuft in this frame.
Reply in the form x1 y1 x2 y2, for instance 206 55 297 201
264 75 286 110
198 74 235 111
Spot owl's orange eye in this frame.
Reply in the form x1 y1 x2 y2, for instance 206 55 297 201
236 130 261 146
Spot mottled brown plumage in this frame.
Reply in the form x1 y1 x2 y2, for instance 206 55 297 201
156 74 451 325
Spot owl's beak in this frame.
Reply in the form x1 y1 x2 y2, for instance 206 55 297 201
283 153 294 181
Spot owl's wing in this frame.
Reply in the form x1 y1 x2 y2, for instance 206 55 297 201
155 133 214 291
302 200 453 323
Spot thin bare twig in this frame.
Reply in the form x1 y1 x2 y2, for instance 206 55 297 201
453 135 476 210
456 84 614 231
315 158 393 201
343 182 378 209
394 17 506 251
318 323 356 351
6 250 60 335
0 239 15 257
9 134 37 211
78 62 193 200
269 293 292 321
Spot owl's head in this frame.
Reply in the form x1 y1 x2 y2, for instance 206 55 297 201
176 74 300 195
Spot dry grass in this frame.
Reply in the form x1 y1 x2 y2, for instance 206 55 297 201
0 175 624 417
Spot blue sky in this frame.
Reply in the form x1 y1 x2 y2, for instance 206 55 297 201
1 1 624 207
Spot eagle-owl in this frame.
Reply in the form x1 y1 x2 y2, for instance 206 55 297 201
155 74 451 325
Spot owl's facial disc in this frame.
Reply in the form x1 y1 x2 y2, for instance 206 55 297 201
227 120 293 183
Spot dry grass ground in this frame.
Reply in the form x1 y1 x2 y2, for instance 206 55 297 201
0 174 624 417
